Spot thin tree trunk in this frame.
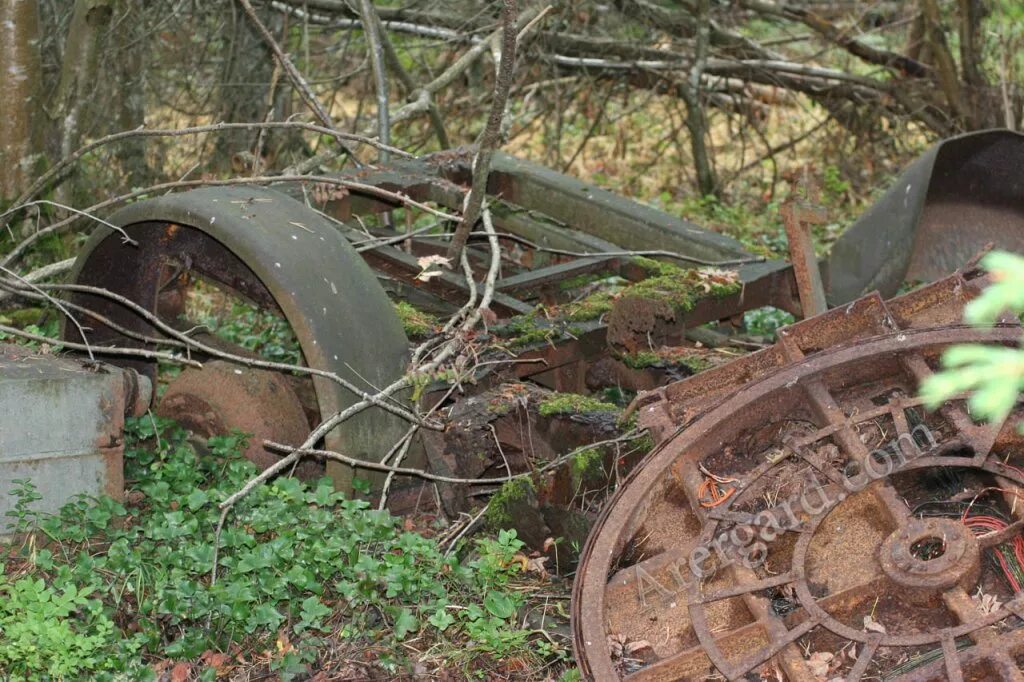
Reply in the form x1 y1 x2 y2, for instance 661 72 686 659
682 0 717 198
113 5 150 187
48 0 114 163
213 3 276 171
0 0 45 201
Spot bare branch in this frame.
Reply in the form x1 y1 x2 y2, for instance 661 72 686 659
446 0 519 262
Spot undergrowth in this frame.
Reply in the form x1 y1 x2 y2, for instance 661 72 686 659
1 417 573 679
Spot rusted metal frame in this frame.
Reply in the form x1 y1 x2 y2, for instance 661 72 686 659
573 326 1022 680
800 377 913 525
374 275 462 316
439 151 756 263
642 269 991 440
488 200 622 260
495 256 621 297
510 263 800 388
635 435 821 680
359 242 533 317
782 201 829 317
64 187 415 496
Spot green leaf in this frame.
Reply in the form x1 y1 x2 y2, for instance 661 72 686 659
185 488 209 511
392 608 418 639
484 590 515 619
299 596 331 624
428 607 455 632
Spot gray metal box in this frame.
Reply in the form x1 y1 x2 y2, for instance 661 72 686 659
0 344 151 525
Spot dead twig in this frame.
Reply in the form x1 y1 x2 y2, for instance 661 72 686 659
235 0 359 163
446 0 519 262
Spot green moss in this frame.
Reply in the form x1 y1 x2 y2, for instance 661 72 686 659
393 301 437 338
494 313 557 348
538 393 621 417
632 431 655 455
570 448 604 490
622 349 714 374
632 256 682 278
679 355 712 373
484 478 535 530
622 351 661 369
558 273 602 291
628 274 698 313
561 290 614 322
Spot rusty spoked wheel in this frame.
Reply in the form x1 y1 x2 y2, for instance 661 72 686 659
573 325 1024 681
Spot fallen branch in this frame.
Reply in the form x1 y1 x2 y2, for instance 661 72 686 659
11 122 410 208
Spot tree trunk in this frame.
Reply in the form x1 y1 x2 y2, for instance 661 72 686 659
212 2 275 172
48 0 114 162
0 0 44 201
112 4 151 187
682 0 717 198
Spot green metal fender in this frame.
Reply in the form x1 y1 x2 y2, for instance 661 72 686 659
827 129 1024 304
63 185 411 493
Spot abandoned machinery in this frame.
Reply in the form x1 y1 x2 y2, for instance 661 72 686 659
572 269 1024 681
43 129 1024 678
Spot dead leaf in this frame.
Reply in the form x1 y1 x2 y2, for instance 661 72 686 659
415 269 445 282
624 640 652 655
543 537 556 553
863 614 887 634
973 589 1002 615
607 633 626 659
480 306 497 326
511 552 531 572
417 254 451 270
525 555 549 577
806 651 833 679
199 650 233 675
170 661 192 682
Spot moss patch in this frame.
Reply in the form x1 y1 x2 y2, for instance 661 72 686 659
393 301 437 338
486 383 530 416
554 262 740 323
622 347 715 373
558 273 603 291
538 393 620 417
484 478 536 530
560 290 615 322
570 448 604 491
492 313 558 348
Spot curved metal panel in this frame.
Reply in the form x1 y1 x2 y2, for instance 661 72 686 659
64 186 411 492
828 129 1024 304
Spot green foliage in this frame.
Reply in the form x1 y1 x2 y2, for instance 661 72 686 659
538 392 621 417
570 449 604 491
195 301 301 365
484 479 536 531
2 417 549 676
744 306 796 339
920 251 1024 427
393 301 437 338
560 290 616 322
0 311 62 351
0 576 140 680
961 251 1024 324
622 349 712 373
494 312 561 347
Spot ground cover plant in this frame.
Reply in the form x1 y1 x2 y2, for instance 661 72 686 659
1 418 576 680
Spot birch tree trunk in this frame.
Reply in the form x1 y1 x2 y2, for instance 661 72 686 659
0 0 44 201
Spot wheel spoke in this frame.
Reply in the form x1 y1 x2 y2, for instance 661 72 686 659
845 634 881 682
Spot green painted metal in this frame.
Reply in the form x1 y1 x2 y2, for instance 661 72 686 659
828 129 1024 304
64 185 412 494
